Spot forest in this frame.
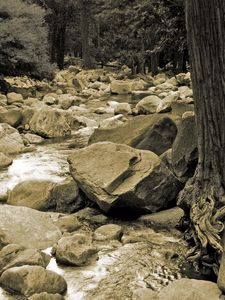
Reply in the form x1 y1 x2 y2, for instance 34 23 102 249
0 0 224 300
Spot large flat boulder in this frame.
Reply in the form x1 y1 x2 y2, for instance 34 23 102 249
29 107 71 138
89 115 178 156
0 123 24 155
0 205 61 249
68 142 182 214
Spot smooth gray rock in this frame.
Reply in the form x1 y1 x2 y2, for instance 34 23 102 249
0 205 61 249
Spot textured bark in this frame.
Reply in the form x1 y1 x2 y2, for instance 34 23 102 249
180 0 225 266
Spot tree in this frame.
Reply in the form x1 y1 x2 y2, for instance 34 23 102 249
178 0 225 271
0 0 54 78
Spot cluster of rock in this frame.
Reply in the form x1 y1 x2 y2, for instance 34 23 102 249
0 67 202 299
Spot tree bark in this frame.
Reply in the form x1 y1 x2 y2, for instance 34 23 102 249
179 0 225 267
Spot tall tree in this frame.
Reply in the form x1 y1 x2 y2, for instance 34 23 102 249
0 0 54 78
179 0 225 270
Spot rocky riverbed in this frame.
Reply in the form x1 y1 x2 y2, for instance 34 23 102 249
0 67 222 299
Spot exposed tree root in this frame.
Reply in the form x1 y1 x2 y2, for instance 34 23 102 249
178 180 225 274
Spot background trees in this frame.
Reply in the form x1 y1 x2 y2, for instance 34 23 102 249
0 0 54 78
0 0 187 78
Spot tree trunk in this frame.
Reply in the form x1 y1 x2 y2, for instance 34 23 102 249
79 0 92 69
179 0 225 267
150 53 159 76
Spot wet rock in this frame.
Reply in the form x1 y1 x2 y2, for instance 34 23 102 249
137 207 184 230
52 178 84 213
54 233 97 266
68 142 181 214
0 244 51 274
29 107 71 138
7 92 23 105
94 224 123 241
55 215 82 233
29 293 65 300
157 278 222 300
172 113 198 181
0 153 12 168
136 95 162 115
99 114 127 129
0 107 23 127
0 123 24 155
89 115 178 156
111 80 131 95
23 133 44 144
114 103 132 115
8 180 56 211
132 288 158 300
0 205 61 249
0 265 67 297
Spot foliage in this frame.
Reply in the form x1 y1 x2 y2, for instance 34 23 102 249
0 0 55 78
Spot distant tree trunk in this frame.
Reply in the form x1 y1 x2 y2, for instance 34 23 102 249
57 26 66 70
150 52 158 76
178 0 225 266
79 0 92 69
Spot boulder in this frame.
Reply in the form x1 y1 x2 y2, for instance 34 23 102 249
136 95 162 114
21 106 35 125
130 79 148 91
0 265 67 297
68 142 181 214
175 72 191 86
111 80 131 94
29 107 71 138
29 293 65 300
89 115 178 156
114 103 132 115
23 133 44 144
172 113 198 180
7 180 56 211
0 107 23 127
43 94 57 106
178 86 193 98
54 233 96 266
58 94 75 110
137 207 184 230
51 178 84 213
54 215 82 233
157 278 222 300
0 123 24 155
0 152 12 168
0 205 61 249
0 244 51 274
7 92 23 105
94 224 123 241
132 288 158 300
